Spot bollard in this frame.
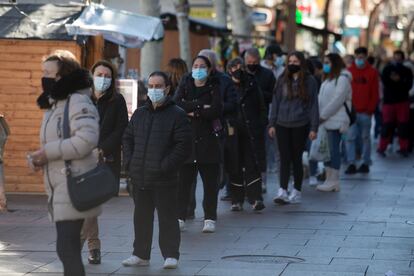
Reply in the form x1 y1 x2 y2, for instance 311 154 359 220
0 114 10 211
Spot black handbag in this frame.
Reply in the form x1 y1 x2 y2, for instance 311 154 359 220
63 96 117 212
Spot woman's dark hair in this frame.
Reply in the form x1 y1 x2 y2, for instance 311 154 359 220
91 60 118 101
148 71 171 87
284 51 309 101
324 53 345 81
43 50 80 78
167 58 188 92
192 55 212 69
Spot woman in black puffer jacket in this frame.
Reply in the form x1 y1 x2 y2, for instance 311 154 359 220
173 55 223 233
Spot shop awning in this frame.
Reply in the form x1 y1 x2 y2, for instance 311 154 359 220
66 3 164 48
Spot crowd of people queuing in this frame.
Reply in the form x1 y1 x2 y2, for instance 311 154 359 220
28 45 414 275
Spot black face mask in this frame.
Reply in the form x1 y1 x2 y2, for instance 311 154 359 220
287 64 301 74
247 64 259 72
231 69 243 80
41 77 56 93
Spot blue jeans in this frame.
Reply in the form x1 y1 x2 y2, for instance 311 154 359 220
345 113 372 166
306 139 318 176
325 130 341 170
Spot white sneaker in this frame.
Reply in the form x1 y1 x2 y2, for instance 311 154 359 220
309 176 318 187
273 188 289 205
231 203 243 211
178 219 185 232
288 188 302 204
122 255 149 267
202 219 216 233
163 258 178 269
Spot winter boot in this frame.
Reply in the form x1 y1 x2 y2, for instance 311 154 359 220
316 168 340 192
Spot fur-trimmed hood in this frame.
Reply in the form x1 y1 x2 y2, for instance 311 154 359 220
37 69 93 109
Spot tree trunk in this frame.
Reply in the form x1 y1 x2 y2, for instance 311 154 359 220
321 0 331 56
214 0 227 27
139 0 163 80
174 0 192 69
366 0 387 51
227 0 251 37
284 0 297 52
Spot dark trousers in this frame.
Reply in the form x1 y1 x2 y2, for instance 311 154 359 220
230 132 262 204
133 187 180 260
55 219 85 276
379 102 410 152
178 163 220 221
276 124 309 191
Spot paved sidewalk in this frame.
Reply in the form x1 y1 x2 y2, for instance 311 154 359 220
1 152 414 275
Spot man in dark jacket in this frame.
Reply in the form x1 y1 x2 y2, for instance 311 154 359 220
122 71 191 269
244 47 275 192
378 50 414 157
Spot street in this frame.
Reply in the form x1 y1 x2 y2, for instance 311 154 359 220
1 152 414 276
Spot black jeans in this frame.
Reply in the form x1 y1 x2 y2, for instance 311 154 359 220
230 131 262 204
55 219 85 276
133 187 180 260
178 163 220 221
276 124 309 191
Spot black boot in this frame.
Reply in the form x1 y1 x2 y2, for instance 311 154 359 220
88 249 101 265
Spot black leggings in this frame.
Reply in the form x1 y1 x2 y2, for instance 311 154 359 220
276 124 309 191
178 163 220 221
55 219 85 276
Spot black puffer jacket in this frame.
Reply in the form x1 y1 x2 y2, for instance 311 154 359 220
95 91 128 183
123 98 192 189
173 74 223 164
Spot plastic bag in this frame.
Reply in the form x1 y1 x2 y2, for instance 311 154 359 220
310 126 330 162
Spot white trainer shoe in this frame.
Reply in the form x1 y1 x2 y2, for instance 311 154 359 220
121 255 149 267
202 219 216 233
288 188 302 204
273 188 289 205
163 258 178 269
178 219 185 232
309 176 318 187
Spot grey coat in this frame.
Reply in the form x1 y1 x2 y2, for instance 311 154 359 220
269 74 319 132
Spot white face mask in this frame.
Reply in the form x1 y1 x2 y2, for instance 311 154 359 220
147 88 166 103
94 76 112 92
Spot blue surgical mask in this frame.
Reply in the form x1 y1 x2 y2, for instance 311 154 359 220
192 68 208 81
93 76 112 92
355 58 365 68
323 64 331 74
147 88 166 104
274 56 284 67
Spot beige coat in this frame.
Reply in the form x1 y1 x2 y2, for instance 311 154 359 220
40 89 102 222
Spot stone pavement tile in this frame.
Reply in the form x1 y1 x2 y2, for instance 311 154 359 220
330 258 414 275
270 237 309 246
336 248 374 259
0 259 44 274
281 263 367 273
281 271 365 276
114 260 210 275
195 261 286 276
20 251 57 264
306 238 379 249
296 246 339 257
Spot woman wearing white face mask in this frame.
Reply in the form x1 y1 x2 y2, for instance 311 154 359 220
173 56 223 233
80 60 128 265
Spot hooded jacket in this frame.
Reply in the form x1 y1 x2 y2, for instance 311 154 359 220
39 69 101 222
381 62 413 104
349 63 379 114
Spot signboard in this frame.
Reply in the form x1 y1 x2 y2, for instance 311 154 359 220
117 79 138 119
251 8 273 26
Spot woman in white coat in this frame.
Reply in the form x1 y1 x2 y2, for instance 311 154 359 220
31 50 100 276
316 53 352 192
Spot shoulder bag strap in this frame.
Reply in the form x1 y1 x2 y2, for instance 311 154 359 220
63 96 72 177
334 75 352 117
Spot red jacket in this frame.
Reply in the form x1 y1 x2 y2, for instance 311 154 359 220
349 63 379 114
